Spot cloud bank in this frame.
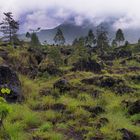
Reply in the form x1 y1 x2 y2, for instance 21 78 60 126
0 0 140 32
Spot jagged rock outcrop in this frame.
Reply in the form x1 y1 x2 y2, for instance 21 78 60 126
0 65 21 102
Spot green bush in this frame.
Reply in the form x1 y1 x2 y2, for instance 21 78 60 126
39 122 53 132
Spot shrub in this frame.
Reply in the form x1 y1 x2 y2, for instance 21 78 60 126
39 122 53 132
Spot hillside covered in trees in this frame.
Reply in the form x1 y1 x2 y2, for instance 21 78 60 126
0 9 139 140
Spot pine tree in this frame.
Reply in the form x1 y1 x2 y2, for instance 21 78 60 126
26 32 31 38
96 25 109 54
138 38 140 44
54 28 65 46
0 12 19 44
30 33 40 47
115 29 125 46
85 29 96 47
72 38 79 46
112 39 117 47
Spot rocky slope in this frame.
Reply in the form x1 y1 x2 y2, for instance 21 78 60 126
0 43 140 140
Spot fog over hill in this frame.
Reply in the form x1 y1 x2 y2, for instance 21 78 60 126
20 20 140 45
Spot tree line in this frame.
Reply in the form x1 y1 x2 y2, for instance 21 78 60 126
0 12 134 48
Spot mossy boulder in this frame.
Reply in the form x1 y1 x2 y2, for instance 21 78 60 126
0 66 21 102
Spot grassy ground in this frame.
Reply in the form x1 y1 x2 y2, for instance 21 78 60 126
0 45 140 140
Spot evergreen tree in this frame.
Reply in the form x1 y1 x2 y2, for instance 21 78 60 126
138 38 140 44
125 40 129 47
26 32 31 38
115 29 125 46
72 38 79 46
30 33 40 47
0 12 19 44
48 47 62 66
54 28 65 46
85 29 96 47
96 25 109 54
112 39 117 47
78 37 86 46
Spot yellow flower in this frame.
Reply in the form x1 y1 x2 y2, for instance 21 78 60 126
5 88 11 94
1 88 6 94
1 88 11 94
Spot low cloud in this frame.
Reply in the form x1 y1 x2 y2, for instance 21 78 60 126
0 0 140 32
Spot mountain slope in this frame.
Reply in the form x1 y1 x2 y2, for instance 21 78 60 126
20 21 140 44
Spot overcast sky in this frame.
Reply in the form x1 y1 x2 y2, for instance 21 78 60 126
0 0 140 32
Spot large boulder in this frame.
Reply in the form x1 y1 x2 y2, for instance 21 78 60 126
38 58 63 77
100 53 116 61
72 58 102 73
60 48 73 55
81 75 123 87
128 100 140 115
82 75 133 94
116 50 132 58
119 128 139 140
0 48 8 60
28 47 45 64
83 106 105 117
53 78 71 93
0 66 21 102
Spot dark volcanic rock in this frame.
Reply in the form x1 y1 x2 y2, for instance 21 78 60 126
0 66 21 102
83 106 105 117
51 103 66 112
82 75 133 94
95 117 109 129
53 78 71 93
99 117 109 125
39 64 62 76
120 128 139 140
82 75 123 87
18 65 38 79
116 50 132 58
28 47 45 64
0 48 8 60
90 136 104 140
60 48 73 55
100 53 116 61
100 49 132 61
128 100 140 115
128 66 140 72
72 58 102 73
113 84 134 95
129 75 140 83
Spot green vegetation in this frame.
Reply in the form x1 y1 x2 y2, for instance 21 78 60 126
0 14 139 139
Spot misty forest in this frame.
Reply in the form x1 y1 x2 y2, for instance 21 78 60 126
0 2 140 140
